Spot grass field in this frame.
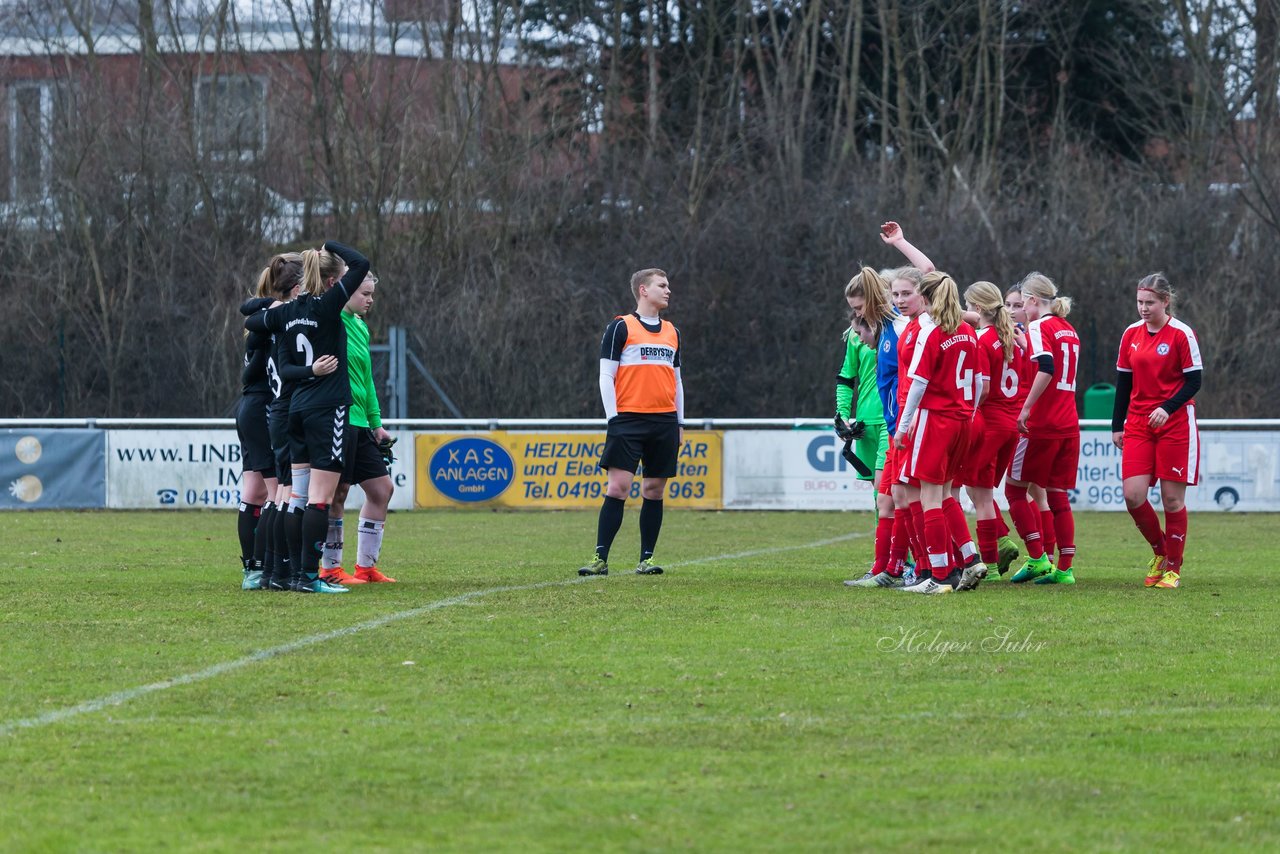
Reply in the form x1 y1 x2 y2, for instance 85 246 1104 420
2 508 1278 851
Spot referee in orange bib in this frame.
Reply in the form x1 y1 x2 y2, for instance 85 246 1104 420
579 268 684 577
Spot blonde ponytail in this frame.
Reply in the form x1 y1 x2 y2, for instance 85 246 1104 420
920 271 963 333
1019 271 1072 318
965 281 1015 363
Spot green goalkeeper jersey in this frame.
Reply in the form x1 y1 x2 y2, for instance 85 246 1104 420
836 333 885 425
342 310 382 429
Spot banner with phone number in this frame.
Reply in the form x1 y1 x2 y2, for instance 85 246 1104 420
414 430 722 509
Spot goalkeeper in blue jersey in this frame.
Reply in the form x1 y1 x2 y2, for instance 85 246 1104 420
840 266 915 588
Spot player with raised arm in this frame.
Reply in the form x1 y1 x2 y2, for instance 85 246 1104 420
244 255 338 591
246 241 370 593
894 273 984 594
1008 273 1081 585
875 222 938 586
319 273 398 587
579 269 684 577
1112 273 1203 589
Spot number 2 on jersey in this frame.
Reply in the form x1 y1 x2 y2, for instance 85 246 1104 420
1056 341 1079 392
295 332 315 367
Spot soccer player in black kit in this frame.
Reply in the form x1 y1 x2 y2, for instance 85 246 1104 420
240 254 338 591
246 241 369 593
235 263 281 590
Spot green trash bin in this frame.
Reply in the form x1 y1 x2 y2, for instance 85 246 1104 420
1082 383 1115 430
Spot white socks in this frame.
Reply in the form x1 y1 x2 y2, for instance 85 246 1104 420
357 517 385 568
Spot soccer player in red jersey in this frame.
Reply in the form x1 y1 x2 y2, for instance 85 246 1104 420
956 282 1024 586
894 273 985 594
880 222 936 586
1002 286 1054 562
1112 273 1203 589
1008 273 1081 585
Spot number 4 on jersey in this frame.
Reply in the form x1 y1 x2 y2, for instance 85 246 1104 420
955 350 974 401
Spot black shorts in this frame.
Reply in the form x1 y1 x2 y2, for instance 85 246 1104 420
236 393 274 475
289 405 347 473
599 414 679 478
342 426 390 485
268 407 292 486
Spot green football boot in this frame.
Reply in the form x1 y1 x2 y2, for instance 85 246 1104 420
578 556 609 576
635 558 664 575
1034 567 1076 585
1010 554 1053 583
995 536 1020 577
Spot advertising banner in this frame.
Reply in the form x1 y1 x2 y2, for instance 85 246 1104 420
724 429 1280 512
106 429 416 510
0 429 105 509
723 430 877 510
414 430 722 509
1071 430 1280 512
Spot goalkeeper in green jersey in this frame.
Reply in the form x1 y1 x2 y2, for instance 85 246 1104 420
319 273 398 586
838 268 908 589
835 314 887 483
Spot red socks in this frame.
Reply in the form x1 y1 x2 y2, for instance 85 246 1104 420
976 519 999 565
1127 501 1166 555
1164 508 1188 571
942 497 978 564
888 509 911 574
873 516 894 574
1047 491 1074 570
992 503 1010 539
1039 508 1057 560
923 508 952 580
1004 484 1044 559
909 501 928 573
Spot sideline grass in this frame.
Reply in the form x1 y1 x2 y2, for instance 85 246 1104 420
2 509 1278 851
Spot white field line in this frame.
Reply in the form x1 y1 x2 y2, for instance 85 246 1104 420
0 532 864 737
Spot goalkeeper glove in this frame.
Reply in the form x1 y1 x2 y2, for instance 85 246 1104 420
377 435 397 467
834 415 866 441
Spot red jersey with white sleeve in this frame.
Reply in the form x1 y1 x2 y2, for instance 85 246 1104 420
1025 315 1081 438
975 326 1024 431
895 316 923 413
907 318 979 413
1116 318 1202 418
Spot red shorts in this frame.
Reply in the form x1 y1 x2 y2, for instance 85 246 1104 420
1008 433 1080 490
900 409 971 485
1122 404 1200 485
889 429 921 489
878 445 896 496
962 426 1019 489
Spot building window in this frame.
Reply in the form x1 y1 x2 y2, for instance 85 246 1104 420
196 76 266 161
9 81 66 203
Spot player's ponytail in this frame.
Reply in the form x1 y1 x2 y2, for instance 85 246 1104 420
965 281 1015 364
264 252 303 298
301 248 344 297
1019 271 1072 319
920 271 963 333
255 265 273 298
